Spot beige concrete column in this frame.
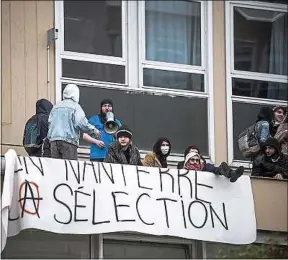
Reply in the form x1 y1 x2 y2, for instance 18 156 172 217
212 0 228 165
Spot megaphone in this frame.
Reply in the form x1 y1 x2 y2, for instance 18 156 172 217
104 112 119 134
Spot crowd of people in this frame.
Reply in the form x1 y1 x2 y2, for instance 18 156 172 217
23 84 287 182
248 106 288 180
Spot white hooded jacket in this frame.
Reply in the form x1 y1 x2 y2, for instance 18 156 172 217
48 84 95 146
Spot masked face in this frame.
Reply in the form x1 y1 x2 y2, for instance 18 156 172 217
185 156 201 170
160 141 170 155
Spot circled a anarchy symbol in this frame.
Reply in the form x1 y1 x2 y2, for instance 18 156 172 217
18 180 43 218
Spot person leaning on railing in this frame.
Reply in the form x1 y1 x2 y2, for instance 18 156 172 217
252 137 288 180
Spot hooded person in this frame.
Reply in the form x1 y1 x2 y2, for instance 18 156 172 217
179 145 244 182
184 151 202 171
48 84 100 160
143 137 171 168
252 137 288 179
23 99 53 157
104 125 142 166
83 98 122 162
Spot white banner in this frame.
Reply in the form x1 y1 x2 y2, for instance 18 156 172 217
1 149 256 252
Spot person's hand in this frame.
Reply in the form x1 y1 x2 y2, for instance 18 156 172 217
94 128 101 139
95 140 105 149
274 173 283 180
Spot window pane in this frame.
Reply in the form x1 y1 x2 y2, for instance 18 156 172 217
234 7 287 75
2 230 90 259
232 78 287 101
145 1 201 66
143 68 204 92
62 59 125 84
64 0 122 57
104 239 189 259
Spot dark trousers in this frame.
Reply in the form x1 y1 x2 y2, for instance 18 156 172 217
29 139 51 158
50 141 78 160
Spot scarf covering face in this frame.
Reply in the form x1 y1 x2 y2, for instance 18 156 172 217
184 152 201 170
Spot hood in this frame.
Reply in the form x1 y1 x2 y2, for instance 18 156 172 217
184 145 200 157
257 107 273 123
36 99 53 115
63 84 80 103
99 98 114 122
153 137 171 157
262 137 281 154
184 151 201 166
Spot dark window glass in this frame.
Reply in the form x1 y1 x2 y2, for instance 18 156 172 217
257 0 288 4
234 7 287 75
145 0 201 66
1 230 90 259
62 59 125 84
64 0 122 57
143 68 204 92
233 102 275 161
232 78 287 101
71 85 209 155
104 239 190 259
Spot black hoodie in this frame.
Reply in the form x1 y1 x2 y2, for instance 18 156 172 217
35 99 53 140
252 137 288 179
152 137 171 168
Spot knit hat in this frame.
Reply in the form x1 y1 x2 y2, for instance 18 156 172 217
184 151 201 166
101 99 113 108
116 125 133 139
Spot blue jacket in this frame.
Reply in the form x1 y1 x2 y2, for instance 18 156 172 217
48 84 96 146
88 115 121 160
255 121 270 144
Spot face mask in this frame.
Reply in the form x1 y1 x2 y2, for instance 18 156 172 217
160 146 170 155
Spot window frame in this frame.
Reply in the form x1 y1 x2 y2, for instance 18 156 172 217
225 0 288 166
138 0 207 95
55 0 215 161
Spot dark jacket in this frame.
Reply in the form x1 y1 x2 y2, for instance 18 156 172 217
104 141 142 166
252 137 288 179
23 99 53 157
36 99 53 141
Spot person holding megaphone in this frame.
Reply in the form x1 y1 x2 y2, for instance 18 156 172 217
83 99 122 162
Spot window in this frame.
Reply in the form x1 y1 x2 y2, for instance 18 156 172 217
225 0 288 163
56 1 214 158
61 0 126 85
141 0 205 92
104 239 190 259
